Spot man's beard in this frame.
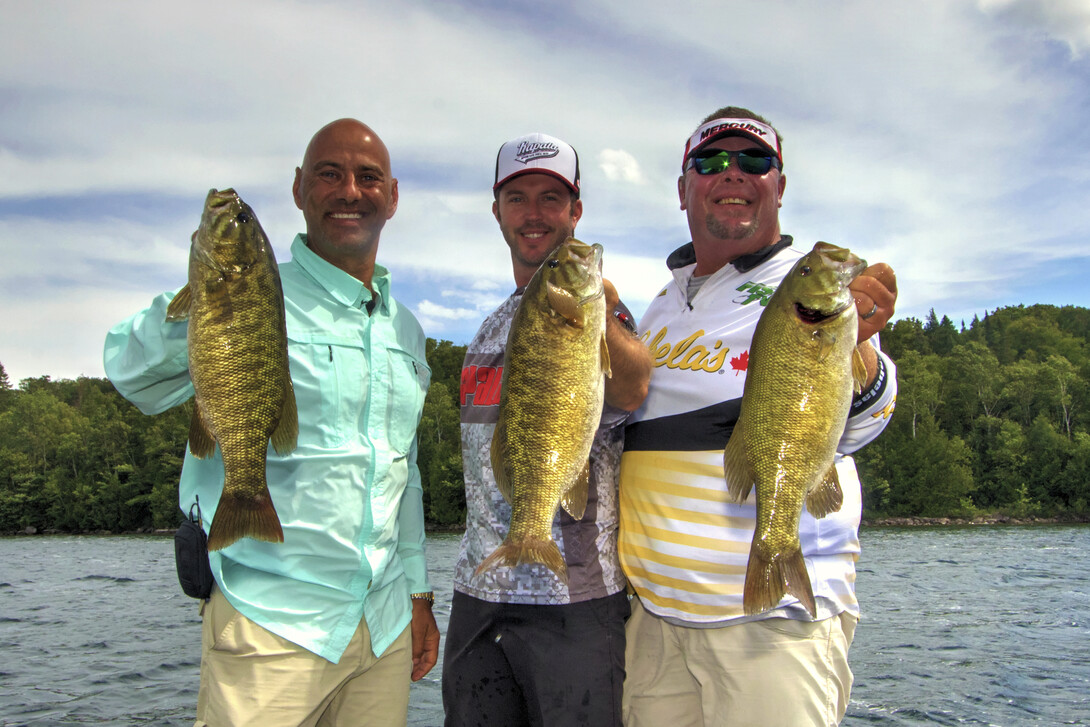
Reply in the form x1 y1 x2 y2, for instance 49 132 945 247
704 213 755 241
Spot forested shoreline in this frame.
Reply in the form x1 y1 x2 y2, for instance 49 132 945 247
2 303 1088 536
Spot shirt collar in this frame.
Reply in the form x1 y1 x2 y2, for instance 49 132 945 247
290 234 391 314
666 235 794 274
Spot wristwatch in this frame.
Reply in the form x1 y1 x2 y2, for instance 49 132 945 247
410 591 435 605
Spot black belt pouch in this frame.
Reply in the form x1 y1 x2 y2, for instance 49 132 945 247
175 497 214 599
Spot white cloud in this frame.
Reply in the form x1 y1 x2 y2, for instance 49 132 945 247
978 0 1090 57
598 149 646 184
2 0 1090 382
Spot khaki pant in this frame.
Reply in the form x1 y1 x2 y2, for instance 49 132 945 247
194 586 412 727
622 597 856 727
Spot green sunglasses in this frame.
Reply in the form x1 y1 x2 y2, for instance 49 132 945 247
684 149 782 176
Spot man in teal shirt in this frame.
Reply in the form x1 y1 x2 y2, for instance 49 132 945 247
104 119 439 727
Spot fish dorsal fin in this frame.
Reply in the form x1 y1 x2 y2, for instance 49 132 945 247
851 346 868 394
187 402 216 459
812 329 837 362
600 332 612 378
805 464 844 518
165 285 193 322
490 418 514 504
560 460 590 520
270 379 299 455
546 282 584 328
723 418 755 503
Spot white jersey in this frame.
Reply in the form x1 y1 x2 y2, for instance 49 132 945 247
619 237 897 624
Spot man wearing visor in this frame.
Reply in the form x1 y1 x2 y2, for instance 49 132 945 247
618 107 898 726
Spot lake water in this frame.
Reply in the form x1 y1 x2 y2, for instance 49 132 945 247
1 526 1087 726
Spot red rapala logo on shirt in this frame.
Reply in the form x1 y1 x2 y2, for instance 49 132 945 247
460 365 503 406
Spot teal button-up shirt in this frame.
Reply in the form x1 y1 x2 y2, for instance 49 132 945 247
104 235 432 663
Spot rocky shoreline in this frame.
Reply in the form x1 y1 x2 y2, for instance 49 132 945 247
863 513 1090 527
8 514 1090 537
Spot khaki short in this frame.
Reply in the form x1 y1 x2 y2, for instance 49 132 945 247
622 596 856 727
194 586 412 727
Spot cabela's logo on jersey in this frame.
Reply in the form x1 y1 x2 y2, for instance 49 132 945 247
514 140 560 164
641 327 730 373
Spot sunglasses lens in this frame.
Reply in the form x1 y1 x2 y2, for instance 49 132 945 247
693 154 730 175
737 153 774 175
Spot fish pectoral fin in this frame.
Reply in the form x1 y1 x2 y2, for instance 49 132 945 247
600 333 612 378
723 423 755 503
560 461 591 520
490 422 514 504
187 403 216 459
270 379 299 455
547 282 585 328
813 329 837 362
851 346 868 394
805 464 844 518
165 285 193 321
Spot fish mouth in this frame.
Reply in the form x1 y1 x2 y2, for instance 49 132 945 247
795 301 850 324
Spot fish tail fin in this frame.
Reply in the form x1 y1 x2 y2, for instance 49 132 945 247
723 421 754 503
744 546 816 618
474 539 569 585
805 464 844 518
206 489 284 551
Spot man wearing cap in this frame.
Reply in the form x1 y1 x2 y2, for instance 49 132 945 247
441 133 652 727
618 107 898 726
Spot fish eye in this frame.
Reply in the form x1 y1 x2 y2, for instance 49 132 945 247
547 259 560 268
236 211 251 224
798 265 811 276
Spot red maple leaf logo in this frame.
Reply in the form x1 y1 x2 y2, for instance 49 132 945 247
730 350 749 374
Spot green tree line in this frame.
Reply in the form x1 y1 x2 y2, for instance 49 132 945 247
2 304 1088 535
855 305 1090 519
0 339 468 534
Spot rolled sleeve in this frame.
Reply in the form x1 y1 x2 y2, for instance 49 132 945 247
103 291 194 414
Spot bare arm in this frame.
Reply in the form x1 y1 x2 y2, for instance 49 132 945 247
602 278 652 412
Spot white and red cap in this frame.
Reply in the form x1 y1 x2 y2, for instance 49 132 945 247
494 133 580 194
681 117 782 170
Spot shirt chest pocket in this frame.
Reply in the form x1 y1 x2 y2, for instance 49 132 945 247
386 347 431 455
286 332 369 449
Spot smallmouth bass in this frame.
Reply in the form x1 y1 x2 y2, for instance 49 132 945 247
476 238 611 584
723 241 868 617
166 188 297 551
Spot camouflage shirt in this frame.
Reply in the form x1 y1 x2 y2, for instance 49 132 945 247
451 290 631 605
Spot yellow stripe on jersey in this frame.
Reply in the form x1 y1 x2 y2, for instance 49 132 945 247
618 516 751 556
623 570 746 618
620 543 747 578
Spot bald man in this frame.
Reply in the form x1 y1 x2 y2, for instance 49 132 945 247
104 119 438 726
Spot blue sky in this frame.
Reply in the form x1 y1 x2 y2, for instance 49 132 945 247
2 0 1089 385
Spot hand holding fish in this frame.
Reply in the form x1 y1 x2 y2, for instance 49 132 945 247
850 262 898 342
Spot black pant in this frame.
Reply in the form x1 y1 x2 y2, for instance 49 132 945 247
441 590 630 727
